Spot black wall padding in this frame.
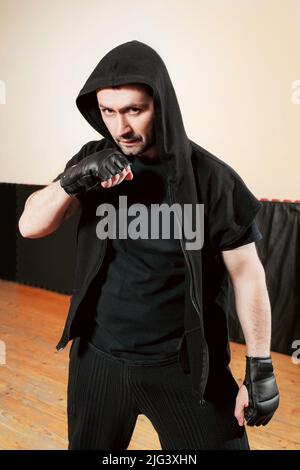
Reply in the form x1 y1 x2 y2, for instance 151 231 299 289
14 184 80 294
1 182 299 355
227 202 300 356
0 183 17 281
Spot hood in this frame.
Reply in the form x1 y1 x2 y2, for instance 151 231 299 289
76 40 192 187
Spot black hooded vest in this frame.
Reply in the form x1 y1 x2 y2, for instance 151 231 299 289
54 41 262 402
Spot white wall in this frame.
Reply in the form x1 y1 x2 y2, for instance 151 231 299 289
0 0 299 198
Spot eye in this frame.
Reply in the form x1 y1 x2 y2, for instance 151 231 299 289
100 107 141 115
129 108 140 114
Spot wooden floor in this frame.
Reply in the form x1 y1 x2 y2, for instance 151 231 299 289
0 280 299 450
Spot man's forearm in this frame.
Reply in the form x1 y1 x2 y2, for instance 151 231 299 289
18 180 75 238
231 265 272 357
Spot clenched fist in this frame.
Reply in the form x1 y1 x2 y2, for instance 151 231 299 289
235 356 280 427
60 148 133 197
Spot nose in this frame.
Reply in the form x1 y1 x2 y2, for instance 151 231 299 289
116 114 132 139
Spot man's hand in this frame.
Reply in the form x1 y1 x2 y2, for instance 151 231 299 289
235 356 280 427
101 165 133 188
60 148 134 197
234 384 249 426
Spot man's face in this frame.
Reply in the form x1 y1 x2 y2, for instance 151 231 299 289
96 84 158 159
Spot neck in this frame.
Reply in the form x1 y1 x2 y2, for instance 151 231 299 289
140 146 159 160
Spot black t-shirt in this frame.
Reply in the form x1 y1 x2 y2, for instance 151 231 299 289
86 154 186 362
84 153 262 363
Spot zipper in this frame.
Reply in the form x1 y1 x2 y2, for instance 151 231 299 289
57 175 208 401
168 182 209 404
56 237 108 351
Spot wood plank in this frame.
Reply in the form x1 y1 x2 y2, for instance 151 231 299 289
0 280 299 450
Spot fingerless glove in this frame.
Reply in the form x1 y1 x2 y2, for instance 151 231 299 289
60 148 131 197
243 356 280 426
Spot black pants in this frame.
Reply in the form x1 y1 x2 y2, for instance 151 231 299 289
67 336 250 450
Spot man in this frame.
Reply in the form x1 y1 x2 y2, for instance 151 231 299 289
19 40 279 450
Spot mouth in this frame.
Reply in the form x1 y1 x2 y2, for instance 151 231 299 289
120 140 138 145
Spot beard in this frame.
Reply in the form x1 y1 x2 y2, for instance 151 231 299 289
120 132 156 158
